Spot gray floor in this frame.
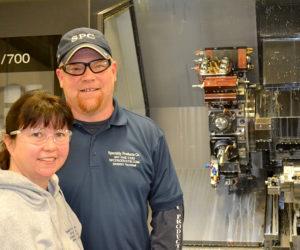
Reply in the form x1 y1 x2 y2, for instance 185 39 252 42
178 167 266 245
178 164 265 246
183 248 263 250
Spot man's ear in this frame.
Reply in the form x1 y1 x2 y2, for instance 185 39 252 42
56 68 64 88
111 61 118 82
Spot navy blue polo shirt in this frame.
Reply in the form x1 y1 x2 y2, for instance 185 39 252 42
57 100 183 250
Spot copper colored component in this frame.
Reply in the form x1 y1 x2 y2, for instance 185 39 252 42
203 76 237 103
238 48 247 69
204 93 237 102
203 76 237 91
205 49 213 59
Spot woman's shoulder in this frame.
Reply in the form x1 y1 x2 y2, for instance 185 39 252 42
0 190 26 219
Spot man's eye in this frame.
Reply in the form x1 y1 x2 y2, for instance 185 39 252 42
94 64 104 69
93 61 108 69
68 65 82 71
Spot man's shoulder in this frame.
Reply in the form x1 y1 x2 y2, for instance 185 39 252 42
119 106 160 128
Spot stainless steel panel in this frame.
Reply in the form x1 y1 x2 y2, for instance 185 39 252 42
151 107 265 244
150 106 210 169
134 0 259 108
104 8 146 115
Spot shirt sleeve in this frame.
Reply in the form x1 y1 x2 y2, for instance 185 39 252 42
149 134 183 212
150 205 184 250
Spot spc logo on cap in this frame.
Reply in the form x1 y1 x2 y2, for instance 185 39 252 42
71 33 96 43
56 27 112 65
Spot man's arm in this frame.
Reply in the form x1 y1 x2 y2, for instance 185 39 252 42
150 205 184 250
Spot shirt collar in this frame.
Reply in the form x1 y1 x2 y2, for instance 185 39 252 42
109 98 127 126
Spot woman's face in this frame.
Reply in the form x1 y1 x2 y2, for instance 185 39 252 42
4 124 70 189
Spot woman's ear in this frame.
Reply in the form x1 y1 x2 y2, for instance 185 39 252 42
3 134 15 155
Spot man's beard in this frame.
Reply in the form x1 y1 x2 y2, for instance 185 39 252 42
77 93 103 114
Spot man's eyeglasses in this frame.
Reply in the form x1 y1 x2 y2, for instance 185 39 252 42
10 128 72 145
59 58 111 76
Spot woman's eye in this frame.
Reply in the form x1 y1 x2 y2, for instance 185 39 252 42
31 132 43 138
55 132 65 138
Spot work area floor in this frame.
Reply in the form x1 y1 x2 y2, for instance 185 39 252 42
183 248 263 250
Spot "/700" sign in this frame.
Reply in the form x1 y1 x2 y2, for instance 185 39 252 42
1 53 30 65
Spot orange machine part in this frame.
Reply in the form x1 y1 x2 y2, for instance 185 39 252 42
205 49 213 59
238 48 247 69
203 76 237 91
203 75 237 103
204 93 237 102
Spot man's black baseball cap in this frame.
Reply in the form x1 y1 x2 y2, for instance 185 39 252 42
56 27 112 65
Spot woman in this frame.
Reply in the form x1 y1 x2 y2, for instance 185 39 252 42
0 90 83 249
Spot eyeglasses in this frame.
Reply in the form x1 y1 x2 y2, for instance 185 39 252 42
10 128 72 145
59 58 111 76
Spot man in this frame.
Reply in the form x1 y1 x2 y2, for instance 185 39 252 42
56 27 184 250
